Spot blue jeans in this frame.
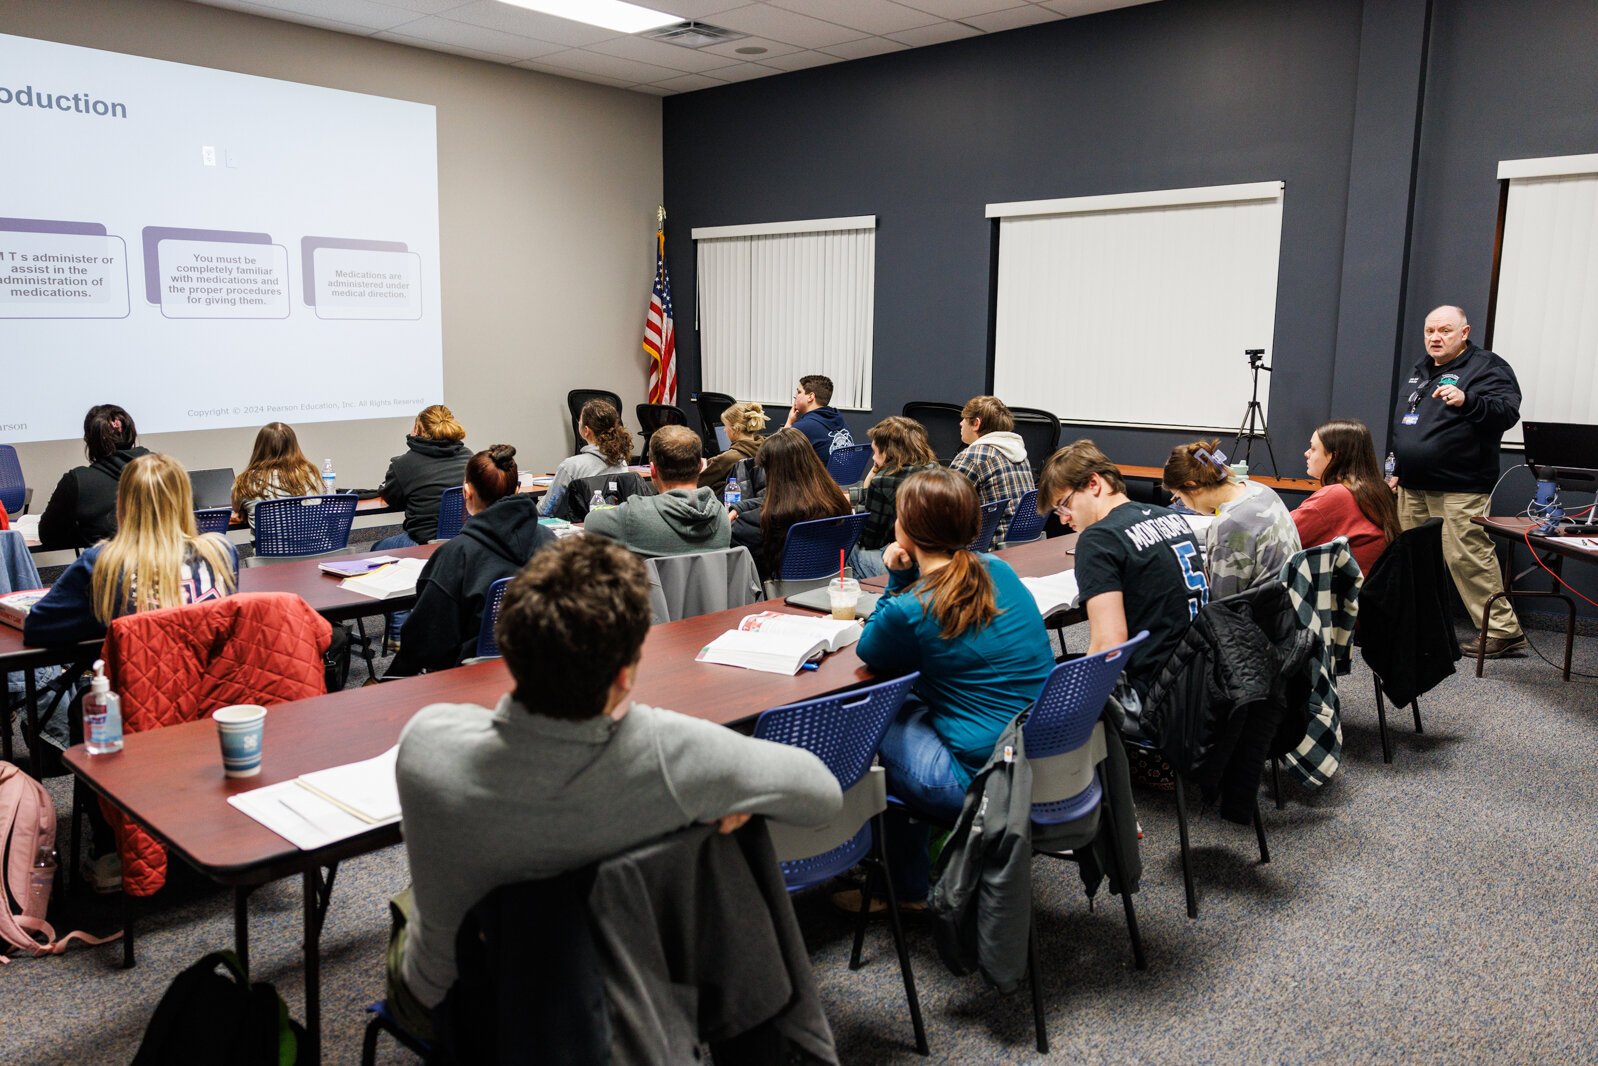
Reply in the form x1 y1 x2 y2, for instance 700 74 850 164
373 531 418 551
879 702 970 902
848 546 886 579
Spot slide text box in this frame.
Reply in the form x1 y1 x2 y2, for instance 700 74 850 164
157 238 290 319
0 230 130 319
311 247 423 320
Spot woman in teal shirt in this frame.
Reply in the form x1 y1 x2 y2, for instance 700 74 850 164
852 467 1055 906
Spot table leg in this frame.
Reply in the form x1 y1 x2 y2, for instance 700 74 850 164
22 667 38 758
302 863 339 1063
234 886 255 974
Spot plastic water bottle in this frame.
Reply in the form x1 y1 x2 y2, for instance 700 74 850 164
1385 452 1396 479
30 846 56 912
321 458 336 495
83 659 123 755
589 488 606 512
724 476 741 508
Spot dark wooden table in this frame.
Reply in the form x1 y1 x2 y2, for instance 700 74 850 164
22 496 403 552
1118 464 1319 496
1472 516 1594 680
64 592 873 1061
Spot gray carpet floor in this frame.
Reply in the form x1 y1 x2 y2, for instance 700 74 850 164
6 600 1598 1064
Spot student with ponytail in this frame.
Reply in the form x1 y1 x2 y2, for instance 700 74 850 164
389 444 555 676
1162 438 1300 600
1294 419 1400 577
38 403 150 550
540 399 633 517
848 467 1055 908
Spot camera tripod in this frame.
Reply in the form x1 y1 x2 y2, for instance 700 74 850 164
1232 349 1279 476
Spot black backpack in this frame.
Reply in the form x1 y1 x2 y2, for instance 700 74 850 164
133 951 304 1065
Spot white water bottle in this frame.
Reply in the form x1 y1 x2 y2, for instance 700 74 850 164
84 659 123 755
724 476 741 508
1385 452 1396 479
321 458 336 495
589 488 606 512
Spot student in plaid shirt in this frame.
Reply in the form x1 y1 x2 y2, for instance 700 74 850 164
950 395 1034 548
850 416 940 578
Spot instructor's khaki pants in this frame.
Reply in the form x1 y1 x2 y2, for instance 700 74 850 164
1396 488 1521 639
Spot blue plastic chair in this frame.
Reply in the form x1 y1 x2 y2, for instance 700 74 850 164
825 443 874 486
1002 488 1048 545
193 507 232 535
434 485 466 540
753 673 928 1055
251 494 358 557
0 445 25 515
969 499 1004 551
474 577 512 659
360 999 431 1066
773 512 868 597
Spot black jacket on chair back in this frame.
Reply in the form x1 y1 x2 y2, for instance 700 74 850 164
1359 518 1460 706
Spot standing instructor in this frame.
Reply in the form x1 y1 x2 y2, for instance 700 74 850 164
1389 305 1525 658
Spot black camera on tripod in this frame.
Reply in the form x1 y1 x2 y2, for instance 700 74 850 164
1246 348 1266 369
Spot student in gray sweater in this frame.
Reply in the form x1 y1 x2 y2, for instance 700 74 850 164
585 424 731 558
389 536 841 1038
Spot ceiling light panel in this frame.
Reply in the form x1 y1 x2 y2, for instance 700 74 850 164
498 0 683 34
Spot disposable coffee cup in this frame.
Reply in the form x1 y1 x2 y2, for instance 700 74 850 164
213 704 267 778
828 577 862 621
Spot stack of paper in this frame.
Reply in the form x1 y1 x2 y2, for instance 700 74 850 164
340 556 426 599
228 747 401 850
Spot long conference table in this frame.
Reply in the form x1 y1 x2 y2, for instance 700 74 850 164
59 532 1082 1061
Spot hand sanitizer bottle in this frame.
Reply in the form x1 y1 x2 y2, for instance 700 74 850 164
84 659 123 755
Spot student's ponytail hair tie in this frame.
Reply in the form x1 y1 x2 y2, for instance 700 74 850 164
1192 445 1232 476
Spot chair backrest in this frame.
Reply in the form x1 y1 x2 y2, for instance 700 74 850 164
193 507 232 535
754 673 920 886
567 389 622 457
692 391 738 448
0 445 26 515
969 499 1005 552
435 485 467 540
475 577 513 658
645 546 762 624
636 403 689 460
186 467 237 510
552 472 656 523
1023 632 1148 822
251 494 357 557
1002 489 1048 545
1009 407 1061 476
778 512 868 581
825 443 874 486
900 401 966 464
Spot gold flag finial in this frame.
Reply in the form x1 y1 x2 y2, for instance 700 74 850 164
657 205 667 225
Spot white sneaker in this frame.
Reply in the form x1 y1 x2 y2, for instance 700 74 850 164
82 853 122 894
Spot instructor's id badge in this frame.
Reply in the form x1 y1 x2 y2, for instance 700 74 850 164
1401 412 1419 426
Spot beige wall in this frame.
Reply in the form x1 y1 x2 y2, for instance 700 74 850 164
1 0 661 501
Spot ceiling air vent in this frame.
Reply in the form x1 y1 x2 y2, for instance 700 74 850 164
643 21 746 49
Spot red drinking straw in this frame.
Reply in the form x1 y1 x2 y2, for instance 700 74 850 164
839 548 846 584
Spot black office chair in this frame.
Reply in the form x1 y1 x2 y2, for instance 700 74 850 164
900 401 966 465
1009 407 1062 477
636 403 689 461
567 389 623 457
692 391 737 455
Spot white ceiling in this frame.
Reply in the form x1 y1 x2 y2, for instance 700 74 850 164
186 0 1158 96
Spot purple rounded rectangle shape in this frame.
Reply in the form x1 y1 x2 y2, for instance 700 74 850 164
1 218 108 236
142 226 273 305
301 237 409 305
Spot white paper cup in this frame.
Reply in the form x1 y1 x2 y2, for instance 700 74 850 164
214 704 267 778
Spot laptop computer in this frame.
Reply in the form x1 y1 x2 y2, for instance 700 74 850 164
188 467 237 509
714 426 732 452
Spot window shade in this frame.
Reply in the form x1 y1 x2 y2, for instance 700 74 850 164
693 217 875 410
988 182 1284 433
1490 155 1598 445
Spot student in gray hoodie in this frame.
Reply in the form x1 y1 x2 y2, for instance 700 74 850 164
950 395 1034 548
585 425 731 558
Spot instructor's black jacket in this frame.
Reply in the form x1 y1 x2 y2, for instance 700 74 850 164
1391 342 1520 494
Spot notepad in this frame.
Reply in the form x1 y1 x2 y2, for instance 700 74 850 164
228 747 401 850
696 612 862 675
339 556 426 599
1021 570 1081 616
319 555 401 577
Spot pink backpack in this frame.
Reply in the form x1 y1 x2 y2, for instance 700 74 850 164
0 761 119 961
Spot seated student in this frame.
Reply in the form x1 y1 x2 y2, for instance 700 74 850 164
376 404 473 547
231 421 323 532
949 395 1033 548
24 453 239 893
389 536 842 1039
540 398 633 517
1294 419 1400 577
852 415 940 579
1038 440 1209 709
388 445 554 676
38 404 151 550
586 426 731 558
1161 440 1301 600
847 467 1054 908
699 401 768 489
784 375 856 462
729 428 852 581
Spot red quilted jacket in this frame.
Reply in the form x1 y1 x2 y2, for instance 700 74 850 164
99 592 332 897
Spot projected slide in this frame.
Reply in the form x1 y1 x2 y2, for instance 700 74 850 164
0 33 442 443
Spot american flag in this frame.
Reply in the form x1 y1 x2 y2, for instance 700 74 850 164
644 227 676 405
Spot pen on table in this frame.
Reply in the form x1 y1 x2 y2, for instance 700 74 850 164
801 662 820 671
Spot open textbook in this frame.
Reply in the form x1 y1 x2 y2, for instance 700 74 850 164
339 556 426 600
696 611 862 676
1020 570 1081 616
